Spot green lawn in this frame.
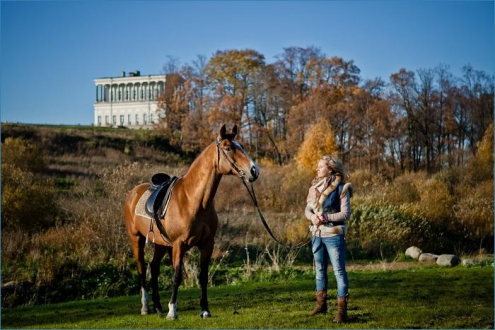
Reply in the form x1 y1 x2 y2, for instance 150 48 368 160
2 266 493 329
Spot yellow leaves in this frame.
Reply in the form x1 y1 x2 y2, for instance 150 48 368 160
469 123 494 182
295 120 337 171
477 123 493 165
205 49 265 92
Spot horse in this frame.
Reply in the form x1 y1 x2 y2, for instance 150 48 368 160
124 124 259 320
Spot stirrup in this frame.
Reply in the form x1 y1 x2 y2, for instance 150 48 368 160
146 231 155 244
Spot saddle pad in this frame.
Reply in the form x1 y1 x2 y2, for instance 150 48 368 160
135 189 153 219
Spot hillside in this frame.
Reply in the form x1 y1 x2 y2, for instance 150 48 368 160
1 123 188 178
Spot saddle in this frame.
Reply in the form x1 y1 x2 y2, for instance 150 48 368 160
145 173 178 221
144 173 178 244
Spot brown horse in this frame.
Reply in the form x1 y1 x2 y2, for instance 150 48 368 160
124 124 259 319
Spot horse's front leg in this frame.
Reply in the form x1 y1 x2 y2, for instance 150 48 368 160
167 241 186 320
199 241 214 318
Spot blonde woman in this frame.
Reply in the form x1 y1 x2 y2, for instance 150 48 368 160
305 156 353 323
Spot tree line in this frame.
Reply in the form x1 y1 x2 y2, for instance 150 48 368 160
156 47 494 175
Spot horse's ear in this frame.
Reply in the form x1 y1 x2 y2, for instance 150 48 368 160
232 125 238 138
219 124 227 139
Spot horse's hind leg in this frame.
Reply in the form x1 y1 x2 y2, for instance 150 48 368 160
131 233 149 315
199 241 214 318
150 244 168 315
166 241 186 320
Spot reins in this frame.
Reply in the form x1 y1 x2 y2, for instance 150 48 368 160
240 179 312 249
216 138 312 249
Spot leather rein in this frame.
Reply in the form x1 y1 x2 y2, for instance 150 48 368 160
216 138 311 249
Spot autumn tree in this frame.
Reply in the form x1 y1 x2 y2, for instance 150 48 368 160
295 120 337 171
153 47 493 174
156 73 187 145
204 49 266 144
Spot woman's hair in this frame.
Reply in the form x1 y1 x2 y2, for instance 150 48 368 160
321 155 348 180
311 155 348 185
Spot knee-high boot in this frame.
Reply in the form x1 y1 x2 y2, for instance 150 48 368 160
307 290 327 316
332 294 348 323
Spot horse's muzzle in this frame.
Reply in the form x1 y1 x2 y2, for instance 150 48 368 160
248 165 260 182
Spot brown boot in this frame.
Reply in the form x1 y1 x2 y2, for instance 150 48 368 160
332 294 348 323
307 290 327 316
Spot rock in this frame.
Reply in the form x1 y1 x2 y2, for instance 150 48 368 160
462 259 479 266
405 246 422 259
419 253 439 262
436 254 460 267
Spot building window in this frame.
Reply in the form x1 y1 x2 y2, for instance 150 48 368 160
118 91 122 101
126 90 129 101
98 116 102 126
141 90 144 99
105 115 109 124
135 114 139 125
120 115 124 125
150 113 155 124
113 115 116 124
128 114 132 125
143 114 148 124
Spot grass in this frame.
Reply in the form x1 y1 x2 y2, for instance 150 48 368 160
2 266 493 329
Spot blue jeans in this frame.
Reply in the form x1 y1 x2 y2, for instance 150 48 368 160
312 234 349 297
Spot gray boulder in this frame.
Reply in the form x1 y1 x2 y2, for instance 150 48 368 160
461 259 479 266
419 253 439 263
405 246 422 259
436 254 460 267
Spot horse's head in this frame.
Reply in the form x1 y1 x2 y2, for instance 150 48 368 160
215 124 260 182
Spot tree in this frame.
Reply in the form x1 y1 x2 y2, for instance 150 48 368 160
295 120 337 171
469 123 494 182
204 49 266 145
156 73 187 145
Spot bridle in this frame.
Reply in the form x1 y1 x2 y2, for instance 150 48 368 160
215 138 311 249
215 138 249 182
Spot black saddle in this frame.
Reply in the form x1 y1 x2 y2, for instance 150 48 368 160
145 173 177 220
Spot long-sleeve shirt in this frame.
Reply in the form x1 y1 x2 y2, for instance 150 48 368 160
305 190 351 237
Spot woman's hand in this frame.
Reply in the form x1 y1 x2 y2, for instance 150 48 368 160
311 214 324 226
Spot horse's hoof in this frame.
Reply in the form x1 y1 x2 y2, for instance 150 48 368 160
141 309 150 316
200 310 211 318
155 307 164 315
166 314 177 320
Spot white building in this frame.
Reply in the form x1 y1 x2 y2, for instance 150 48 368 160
94 71 166 129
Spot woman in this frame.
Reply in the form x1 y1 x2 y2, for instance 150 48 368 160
305 155 352 323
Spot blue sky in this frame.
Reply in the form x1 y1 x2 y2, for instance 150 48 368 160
1 1 494 125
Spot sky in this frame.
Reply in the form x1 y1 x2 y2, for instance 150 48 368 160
1 1 494 125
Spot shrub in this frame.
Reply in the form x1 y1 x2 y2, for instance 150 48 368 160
2 137 46 173
1 166 59 232
347 202 434 257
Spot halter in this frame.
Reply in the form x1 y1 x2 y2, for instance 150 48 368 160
215 138 248 181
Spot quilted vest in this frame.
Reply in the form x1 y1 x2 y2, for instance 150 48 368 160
322 182 345 214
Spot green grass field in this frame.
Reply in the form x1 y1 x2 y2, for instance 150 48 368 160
2 266 493 329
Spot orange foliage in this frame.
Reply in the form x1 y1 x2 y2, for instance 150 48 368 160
295 120 337 171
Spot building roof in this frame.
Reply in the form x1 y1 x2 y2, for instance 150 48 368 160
96 73 166 79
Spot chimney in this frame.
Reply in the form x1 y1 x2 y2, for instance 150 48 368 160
121 71 126 77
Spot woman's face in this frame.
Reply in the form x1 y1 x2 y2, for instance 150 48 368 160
316 159 331 179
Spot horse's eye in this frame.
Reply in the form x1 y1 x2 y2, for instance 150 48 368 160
225 146 232 152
